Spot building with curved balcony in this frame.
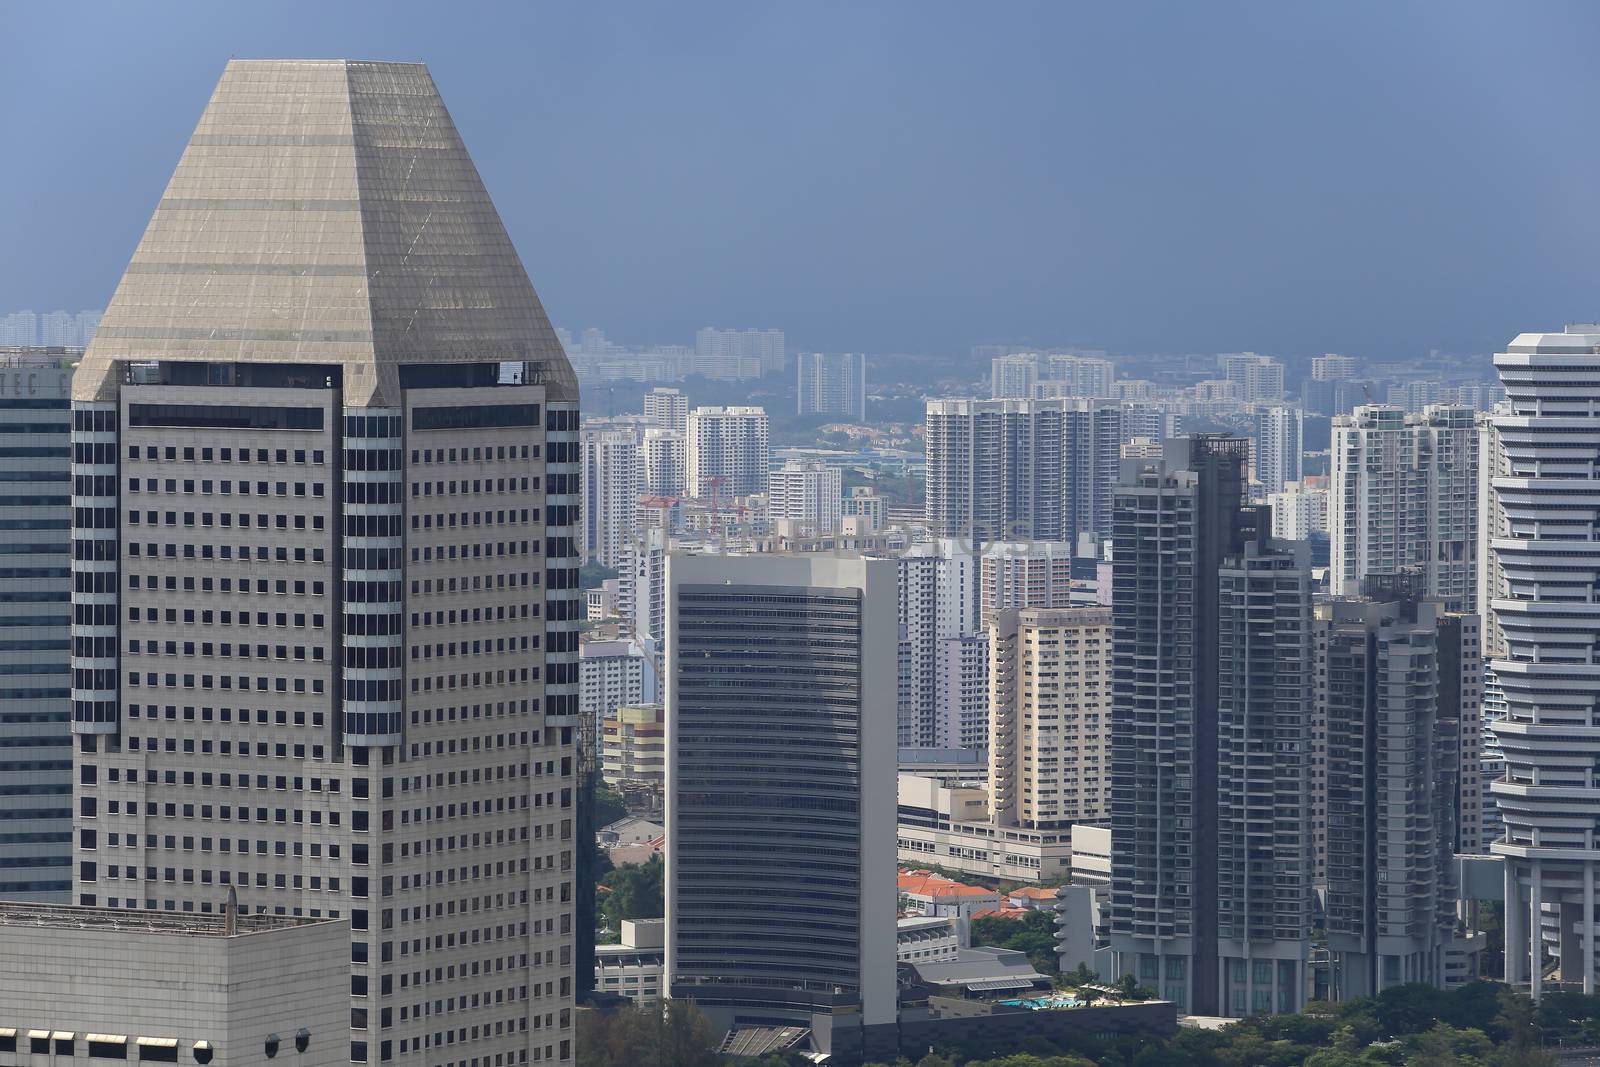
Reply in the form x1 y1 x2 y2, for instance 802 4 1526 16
1488 324 1600 996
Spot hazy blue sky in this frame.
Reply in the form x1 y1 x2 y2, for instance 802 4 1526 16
5 2 1600 359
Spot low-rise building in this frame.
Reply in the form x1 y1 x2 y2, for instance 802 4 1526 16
596 918 666 1009
898 869 1000 941
0 902 346 1067
897 774 1075 884
897 916 960 965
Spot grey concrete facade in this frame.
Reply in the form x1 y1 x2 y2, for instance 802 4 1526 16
0 902 346 1067
0 350 73 901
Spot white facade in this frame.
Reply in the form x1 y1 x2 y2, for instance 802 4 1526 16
1267 479 1329 541
580 637 656 729
895 774 1073 883
1488 325 1600 997
1218 352 1285 403
1312 353 1359 381
979 541 1077 630
641 427 686 497
1253 405 1303 495
1331 404 1479 611
768 460 843 533
685 405 769 498
796 352 867 422
934 633 989 751
582 425 642 567
642 387 688 434
895 540 977 749
595 918 666 1009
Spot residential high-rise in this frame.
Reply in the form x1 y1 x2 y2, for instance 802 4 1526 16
1315 585 1467 998
1109 436 1296 1016
642 386 689 435
694 327 785 376
579 637 656 733
40 311 76 348
796 352 867 422
894 540 976 749
1214 539 1314 1016
1218 353 1285 404
1487 324 1600 996
924 397 1121 548
666 553 896 1060
989 353 1114 400
640 428 686 497
1267 479 1329 542
0 350 73 901
978 541 1077 631
0 311 38 346
988 607 1111 830
1312 353 1360 381
67 59 580 1067
1253 405 1303 495
685 405 769 498
768 459 843 533
934 633 989 751
581 426 641 567
1330 404 1479 611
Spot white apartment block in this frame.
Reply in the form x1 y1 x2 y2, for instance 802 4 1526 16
66 61 580 1067
768 460 843 533
1312 353 1360 381
843 486 887 533
695 327 785 377
642 387 688 435
1253 405 1303 495
581 426 641 567
934 633 988 751
1331 404 1479 611
685 406 769 498
579 638 656 730
1267 480 1329 541
894 540 976 749
988 607 1112 830
1218 352 1285 403
0 903 347 1067
641 428 686 497
979 541 1077 630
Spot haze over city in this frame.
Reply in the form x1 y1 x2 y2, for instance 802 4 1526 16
8 1 1600 359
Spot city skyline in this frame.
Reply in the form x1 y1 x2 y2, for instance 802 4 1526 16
7 4 1600 359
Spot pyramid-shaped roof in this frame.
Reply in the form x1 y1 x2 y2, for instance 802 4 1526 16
75 59 575 406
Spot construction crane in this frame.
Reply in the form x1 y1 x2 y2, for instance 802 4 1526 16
705 473 728 540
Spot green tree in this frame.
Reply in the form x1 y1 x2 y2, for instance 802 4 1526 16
969 909 1062 975
592 784 628 829
597 856 663 930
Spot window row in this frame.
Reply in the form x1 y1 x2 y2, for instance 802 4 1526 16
128 575 326 595
413 510 536 530
128 511 327 529
412 478 531 498
127 607 325 628
127 478 326 498
127 673 327 694
128 445 326 464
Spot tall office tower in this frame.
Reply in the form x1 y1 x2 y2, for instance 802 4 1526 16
1109 436 1265 1016
1 310 38 346
1218 353 1285 404
694 327 785 376
924 398 1120 548
1487 324 1600 996
75 310 103 347
68 60 580 1067
990 353 1039 398
796 352 867 422
640 428 686 497
1253 405 1303 494
685 405 769 498
978 541 1076 630
1330 404 1479 611
1312 353 1360 382
934 633 989 751
0 350 73 901
40 311 76 348
1214 539 1314 1017
666 553 896 1060
642 387 688 435
988 607 1112 831
580 426 641 567
894 540 976 749
768 459 843 533
1315 586 1465 998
